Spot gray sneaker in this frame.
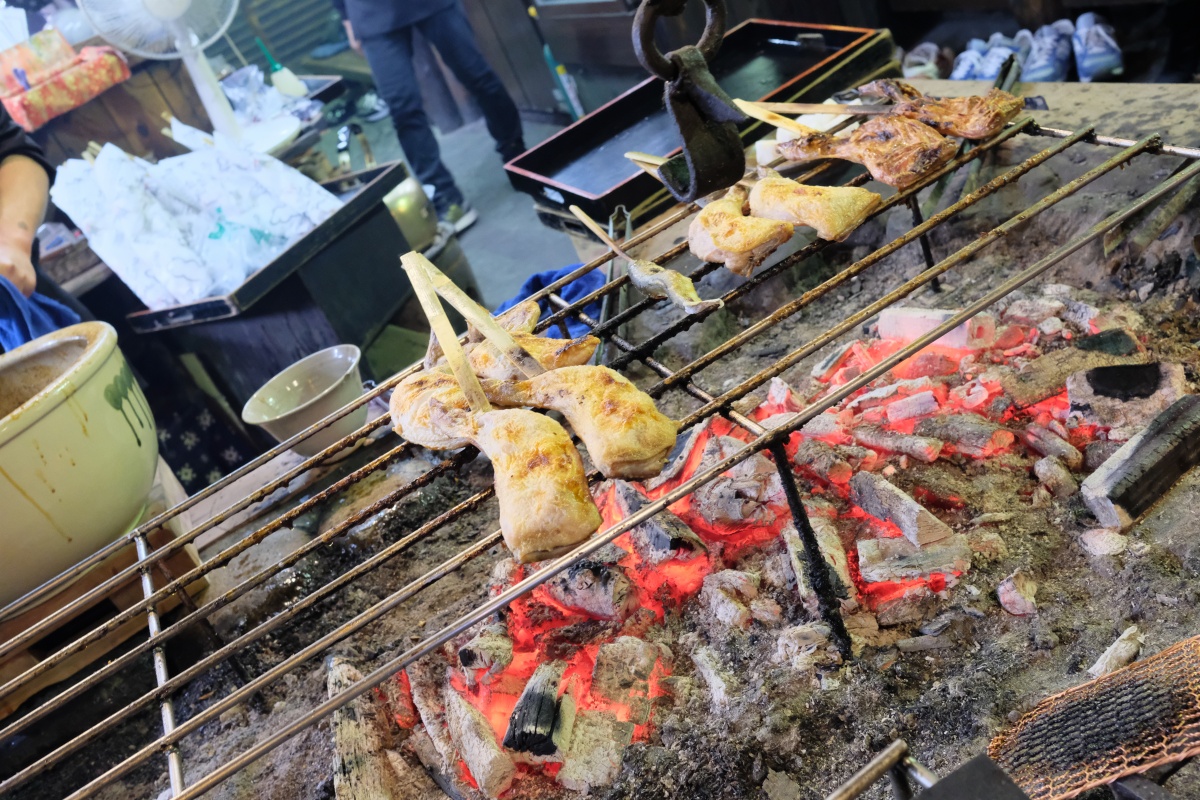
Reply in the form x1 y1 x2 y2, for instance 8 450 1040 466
440 202 478 234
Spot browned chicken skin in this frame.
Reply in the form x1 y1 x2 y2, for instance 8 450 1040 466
748 169 882 242
425 299 542 369
390 368 602 562
464 332 599 381
857 79 1022 141
480 365 678 479
688 185 794 277
776 115 958 189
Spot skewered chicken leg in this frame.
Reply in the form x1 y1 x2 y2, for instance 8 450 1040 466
776 115 957 189
688 185 794 277
627 259 723 314
465 331 599 381
390 369 602 562
480 365 678 479
857 79 1021 140
425 299 541 369
748 168 882 242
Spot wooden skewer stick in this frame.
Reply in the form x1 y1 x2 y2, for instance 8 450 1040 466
752 101 890 116
733 99 824 137
569 204 637 262
400 252 491 413
417 256 546 378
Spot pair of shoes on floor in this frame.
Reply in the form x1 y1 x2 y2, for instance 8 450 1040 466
354 91 390 123
950 29 1033 81
497 138 526 164
901 42 956 79
1020 14 1124 82
439 202 479 235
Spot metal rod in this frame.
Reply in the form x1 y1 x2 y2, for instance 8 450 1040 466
827 740 910 800
907 194 940 292
134 534 183 796
904 756 938 789
1031 123 1200 159
653 128 1089 395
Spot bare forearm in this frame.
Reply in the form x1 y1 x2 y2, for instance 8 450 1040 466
0 154 49 296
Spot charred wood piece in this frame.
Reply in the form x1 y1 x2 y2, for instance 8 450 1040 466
644 427 705 490
690 436 785 527
852 424 943 463
1034 456 1078 499
1023 424 1083 469
458 624 513 686
609 480 706 564
558 709 635 793
850 472 953 545
885 390 940 422
591 636 659 724
793 439 853 485
1082 395 1200 529
544 561 638 621
700 570 761 630
406 658 455 766
915 414 1015 458
782 519 855 611
503 660 566 755
856 535 971 583
445 687 516 798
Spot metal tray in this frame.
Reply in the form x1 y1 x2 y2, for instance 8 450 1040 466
505 19 896 223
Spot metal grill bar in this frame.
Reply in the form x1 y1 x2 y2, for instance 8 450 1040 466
133 533 183 796
4 123 1197 799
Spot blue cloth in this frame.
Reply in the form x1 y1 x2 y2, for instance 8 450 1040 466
0 276 81 353
495 264 604 339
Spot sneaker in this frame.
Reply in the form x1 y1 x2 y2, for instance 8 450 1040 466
976 45 1020 81
965 38 989 54
497 138 526 163
902 42 946 79
1023 20 1074 81
355 91 390 123
440 202 478 234
987 30 1034 61
1073 12 1124 82
949 49 984 80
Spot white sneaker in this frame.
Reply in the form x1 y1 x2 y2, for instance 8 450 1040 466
950 49 984 80
903 42 942 79
1023 20 1074 81
1073 12 1124 82
976 45 1020 81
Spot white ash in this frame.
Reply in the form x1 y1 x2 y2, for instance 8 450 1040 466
1079 528 1129 556
444 685 516 798
700 570 761 630
1003 297 1065 326
885 390 940 422
557 709 634 793
1087 625 1144 678
772 623 841 672
1034 456 1079 499
997 571 1038 616
852 424 944 463
690 644 738 712
876 306 996 349
850 471 953 546
1067 363 1187 441
856 535 971 583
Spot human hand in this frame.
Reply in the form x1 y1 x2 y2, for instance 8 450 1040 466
344 20 363 55
0 223 35 297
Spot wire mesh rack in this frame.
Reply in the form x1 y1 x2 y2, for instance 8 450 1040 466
4 116 1200 799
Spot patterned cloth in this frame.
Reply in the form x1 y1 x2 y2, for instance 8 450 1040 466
1 46 130 131
154 402 252 494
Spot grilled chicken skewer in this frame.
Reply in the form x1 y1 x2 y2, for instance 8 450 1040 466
397 253 601 563
856 79 1022 140
481 365 678 479
736 99 958 189
425 299 541 369
748 168 881 242
688 185 794 276
568 204 723 315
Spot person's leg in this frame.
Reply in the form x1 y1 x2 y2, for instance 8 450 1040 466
416 4 525 160
359 28 465 212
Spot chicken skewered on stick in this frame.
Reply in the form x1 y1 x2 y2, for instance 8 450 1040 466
396 253 601 563
855 79 1022 140
425 299 541 370
748 168 881 242
568 204 723 316
688 184 794 277
736 99 958 189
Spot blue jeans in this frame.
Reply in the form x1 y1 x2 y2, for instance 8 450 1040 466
360 4 523 213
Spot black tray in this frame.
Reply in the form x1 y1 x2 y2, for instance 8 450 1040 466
505 19 896 223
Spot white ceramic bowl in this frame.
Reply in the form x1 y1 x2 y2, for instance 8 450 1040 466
0 322 159 607
241 345 367 458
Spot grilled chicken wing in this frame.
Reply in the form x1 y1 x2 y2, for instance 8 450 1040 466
776 115 957 189
748 169 882 242
627 258 723 315
390 368 601 562
858 80 1021 140
465 332 599 381
688 185 794 277
481 365 678 479
425 299 541 369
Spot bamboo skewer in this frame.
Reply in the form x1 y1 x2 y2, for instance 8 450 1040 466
751 101 890 116
400 252 492 413
569 204 638 262
733 99 823 137
417 256 547 378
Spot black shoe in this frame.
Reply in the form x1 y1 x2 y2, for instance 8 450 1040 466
498 138 526 163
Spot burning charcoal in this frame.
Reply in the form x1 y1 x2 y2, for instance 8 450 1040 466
802 410 852 439
856 535 971 583
1067 363 1186 441
644 427 705 490
852 424 943 463
846 377 935 411
1087 625 1143 678
1082 396 1200 529
772 623 841 671
997 571 1037 617
690 645 738 711
458 624 513 687
591 636 659 724
836 444 879 472
792 439 853 485
875 583 937 627
1002 297 1065 326
1080 528 1128 556
700 570 761 629
329 658 422 800
914 414 1015 458
885 390 940 422
689 435 783 526
1022 424 1083 470
445 687 516 798
766 376 803 411
379 672 419 730
876 307 996 349
810 340 858 381
1061 298 1100 331
998 333 1149 407
850 472 953 545
406 657 455 765
1033 456 1078 499
557 709 635 793
544 561 637 621
503 660 566 755
950 380 991 411
609 480 706 565
489 558 522 597
1038 317 1064 338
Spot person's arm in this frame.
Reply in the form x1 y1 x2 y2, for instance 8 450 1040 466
329 0 363 53
0 153 49 297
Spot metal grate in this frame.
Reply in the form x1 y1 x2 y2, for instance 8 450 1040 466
5 117 1200 799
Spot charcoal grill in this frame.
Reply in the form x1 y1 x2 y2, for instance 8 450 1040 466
5 115 1200 799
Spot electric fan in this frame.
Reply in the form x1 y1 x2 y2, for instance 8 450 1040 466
78 0 241 138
